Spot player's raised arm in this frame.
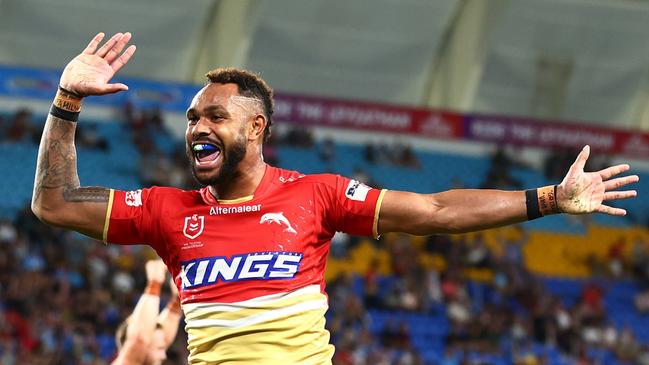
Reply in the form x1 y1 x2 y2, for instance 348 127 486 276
157 277 182 348
31 32 136 240
377 146 639 235
113 260 167 365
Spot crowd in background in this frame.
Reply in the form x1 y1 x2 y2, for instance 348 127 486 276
325 227 649 365
0 206 188 365
1 105 649 364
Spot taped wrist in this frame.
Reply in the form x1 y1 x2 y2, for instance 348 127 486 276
145 281 163 296
167 296 182 314
50 86 83 122
526 185 559 220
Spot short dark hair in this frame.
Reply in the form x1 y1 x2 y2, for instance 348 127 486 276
205 68 274 143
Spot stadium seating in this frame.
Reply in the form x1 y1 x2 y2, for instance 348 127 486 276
3 115 649 365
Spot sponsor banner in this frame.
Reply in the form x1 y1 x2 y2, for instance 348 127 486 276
274 93 464 139
615 133 649 159
1 64 647 158
465 114 649 158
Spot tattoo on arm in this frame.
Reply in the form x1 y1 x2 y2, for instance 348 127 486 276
33 115 109 204
63 187 110 202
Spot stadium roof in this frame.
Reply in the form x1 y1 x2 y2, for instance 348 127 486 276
1 0 648 130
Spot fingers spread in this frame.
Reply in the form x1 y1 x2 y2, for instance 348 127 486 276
104 32 132 64
83 32 105 54
604 175 639 191
101 83 129 95
111 45 136 72
596 204 626 216
598 164 630 180
570 145 590 172
95 33 123 58
604 190 637 201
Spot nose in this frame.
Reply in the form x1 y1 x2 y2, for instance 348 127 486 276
191 116 212 139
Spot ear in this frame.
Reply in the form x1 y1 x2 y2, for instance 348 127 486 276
247 114 267 142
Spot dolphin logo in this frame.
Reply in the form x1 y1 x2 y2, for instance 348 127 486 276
260 212 297 234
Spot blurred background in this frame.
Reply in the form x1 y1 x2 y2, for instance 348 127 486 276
1 0 649 364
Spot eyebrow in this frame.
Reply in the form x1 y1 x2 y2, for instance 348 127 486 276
186 104 230 119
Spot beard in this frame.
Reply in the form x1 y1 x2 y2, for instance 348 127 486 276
187 135 247 186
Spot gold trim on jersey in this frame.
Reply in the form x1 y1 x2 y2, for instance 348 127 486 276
102 189 115 244
217 195 254 204
373 189 387 239
183 285 333 364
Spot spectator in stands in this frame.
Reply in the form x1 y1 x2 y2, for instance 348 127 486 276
77 124 110 150
0 113 7 139
319 137 335 163
544 148 575 181
578 282 605 325
262 131 279 166
6 108 34 143
631 235 649 284
113 260 181 365
481 146 523 189
364 142 378 164
464 233 492 269
397 144 420 169
500 226 530 270
0 204 189 364
364 258 383 309
283 126 314 147
616 326 641 362
606 237 626 278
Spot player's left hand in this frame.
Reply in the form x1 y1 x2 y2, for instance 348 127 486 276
557 145 639 216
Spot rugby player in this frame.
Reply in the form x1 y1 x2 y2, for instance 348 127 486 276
112 260 182 365
32 32 638 364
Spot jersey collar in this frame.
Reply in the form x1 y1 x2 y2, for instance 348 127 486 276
200 165 277 205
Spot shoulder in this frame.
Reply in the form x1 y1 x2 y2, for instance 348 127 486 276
120 186 202 206
271 166 342 190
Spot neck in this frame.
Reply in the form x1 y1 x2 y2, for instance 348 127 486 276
208 157 266 202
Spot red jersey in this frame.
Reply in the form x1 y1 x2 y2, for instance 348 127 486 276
104 165 385 365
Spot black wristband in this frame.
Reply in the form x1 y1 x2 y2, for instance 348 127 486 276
49 104 79 122
525 188 542 220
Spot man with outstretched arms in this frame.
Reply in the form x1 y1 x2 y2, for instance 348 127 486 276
32 32 639 364
112 260 182 365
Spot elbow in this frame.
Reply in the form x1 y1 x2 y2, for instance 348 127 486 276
31 200 63 227
31 200 47 223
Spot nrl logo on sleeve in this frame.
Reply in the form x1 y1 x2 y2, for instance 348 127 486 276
183 214 205 239
345 180 370 202
125 189 142 207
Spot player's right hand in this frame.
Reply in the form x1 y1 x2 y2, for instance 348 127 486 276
59 32 136 97
145 260 167 284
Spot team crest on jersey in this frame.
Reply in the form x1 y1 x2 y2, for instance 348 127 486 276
183 214 205 239
125 189 142 207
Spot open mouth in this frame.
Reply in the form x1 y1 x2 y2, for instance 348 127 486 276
192 142 222 166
